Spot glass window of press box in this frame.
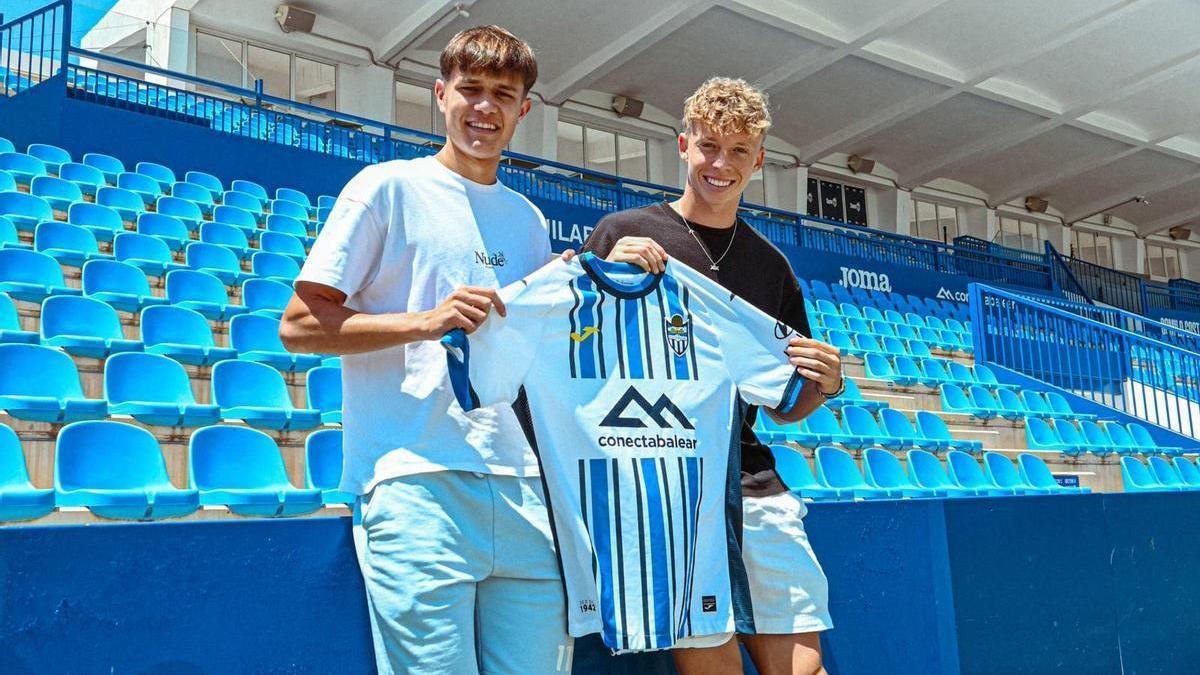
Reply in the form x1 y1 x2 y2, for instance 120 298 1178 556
556 120 649 182
911 198 959 243
1145 243 1180 280
1071 229 1113 268
998 216 1043 253
195 30 335 107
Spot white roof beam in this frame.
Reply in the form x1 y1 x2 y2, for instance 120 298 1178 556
540 0 713 104
1063 170 1200 223
1137 205 1200 236
377 0 478 65
989 147 1140 206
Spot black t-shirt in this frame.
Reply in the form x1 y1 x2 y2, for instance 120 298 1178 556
582 203 811 497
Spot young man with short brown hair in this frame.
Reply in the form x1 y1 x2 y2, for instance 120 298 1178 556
583 77 840 675
282 26 571 675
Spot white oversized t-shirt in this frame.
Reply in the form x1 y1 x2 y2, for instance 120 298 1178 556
297 155 552 494
442 254 805 652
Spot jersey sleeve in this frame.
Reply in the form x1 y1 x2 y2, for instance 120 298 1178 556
700 281 807 415
441 262 561 411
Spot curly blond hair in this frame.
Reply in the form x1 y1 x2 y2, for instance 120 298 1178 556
681 77 771 139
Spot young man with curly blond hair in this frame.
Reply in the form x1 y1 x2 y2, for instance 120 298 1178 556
582 77 840 675
283 26 572 675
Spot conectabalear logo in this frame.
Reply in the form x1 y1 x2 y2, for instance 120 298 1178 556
596 386 697 450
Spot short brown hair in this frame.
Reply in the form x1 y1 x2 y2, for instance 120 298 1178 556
440 26 538 94
682 77 771 139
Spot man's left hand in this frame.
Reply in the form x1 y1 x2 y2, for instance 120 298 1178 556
786 337 842 395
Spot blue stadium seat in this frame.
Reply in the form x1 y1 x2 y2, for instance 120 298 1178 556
265 213 314 247
880 336 909 357
769 445 842 500
992 388 1029 421
184 170 223 199
824 378 885 413
946 450 1018 496
1053 418 1098 457
55 420 199 519
96 186 146 222
229 313 321 372
894 355 937 387
82 152 124 184
1018 391 1056 419
105 352 220 427
972 364 1017 392
135 161 176 191
1044 392 1096 421
918 358 955 387
141 305 237 366
0 190 53 231
136 212 189 251
862 448 930 498
27 143 71 174
250 250 300 282
862 306 886 323
30 175 83 212
222 190 265 221
0 292 36 344
1079 420 1125 457
275 186 314 214
1017 454 1089 494
200 222 252 259
164 269 248 321
0 248 82 302
242 277 293 318
230 179 269 206
189 425 322 516
34 221 108 268
914 410 982 454
984 452 1052 495
68 202 124 242
865 353 905 385
185 242 254 285
317 195 336 211
211 360 321 430
41 295 143 358
316 205 332 225
0 152 47 186
269 200 313 227
906 339 933 360
842 405 908 451
322 356 341 368
258 230 307 265
879 408 929 448
1121 456 1176 493
1127 422 1186 457
0 343 107 422
1101 421 1142 456
156 196 203 232
0 137 12 154
824 330 862 358
905 449 976 497
754 411 816 446
81 259 168 313
919 326 955 351
1148 456 1195 491
213 204 260 238
0 215 20 250
117 171 163 206
814 446 889 500
171 181 216 216
0 171 14 194
113 232 186 277
306 366 342 424
1172 457 1200 488
305 429 355 504
0 423 54 521
940 384 993 420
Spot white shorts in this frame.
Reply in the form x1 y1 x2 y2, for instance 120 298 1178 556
741 491 833 635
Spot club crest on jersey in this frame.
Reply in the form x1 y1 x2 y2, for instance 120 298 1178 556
664 313 690 357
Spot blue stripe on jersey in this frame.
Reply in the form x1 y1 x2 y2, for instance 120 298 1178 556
631 460 651 649
567 278 582 379
640 297 654 379
623 298 644 379
660 275 694 381
681 286 700 380
610 458 629 651
574 276 600 379
674 458 693 637
659 457 678 639
640 458 673 646
681 457 704 638
614 298 627 378
588 459 619 648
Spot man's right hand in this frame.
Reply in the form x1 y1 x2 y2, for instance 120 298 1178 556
606 236 668 274
421 286 507 337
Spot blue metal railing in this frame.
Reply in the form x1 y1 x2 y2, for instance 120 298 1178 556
970 283 1200 440
1015 289 1200 354
0 0 69 96
1042 241 1092 305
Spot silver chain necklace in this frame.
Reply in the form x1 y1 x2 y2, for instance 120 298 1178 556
666 203 738 272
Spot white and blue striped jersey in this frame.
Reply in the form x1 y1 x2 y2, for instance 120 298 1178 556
443 253 805 652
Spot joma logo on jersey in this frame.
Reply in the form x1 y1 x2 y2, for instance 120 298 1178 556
475 250 507 268
600 387 695 430
664 314 690 357
569 326 599 342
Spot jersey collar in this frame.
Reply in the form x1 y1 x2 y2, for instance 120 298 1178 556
580 252 664 299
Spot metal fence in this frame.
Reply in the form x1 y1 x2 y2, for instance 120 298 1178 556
970 283 1200 440
0 0 69 97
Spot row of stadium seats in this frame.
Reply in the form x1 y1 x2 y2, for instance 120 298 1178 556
866 354 1002 389
0 421 350 522
800 278 970 323
758 405 982 454
0 344 340 429
772 445 1087 500
1121 455 1200 492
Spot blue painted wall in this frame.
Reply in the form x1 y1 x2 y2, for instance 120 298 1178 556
4 495 1200 674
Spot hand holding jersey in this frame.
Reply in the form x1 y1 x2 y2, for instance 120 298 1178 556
442 253 805 653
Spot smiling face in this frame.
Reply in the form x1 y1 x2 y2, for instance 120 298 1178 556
435 68 531 164
678 123 765 213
